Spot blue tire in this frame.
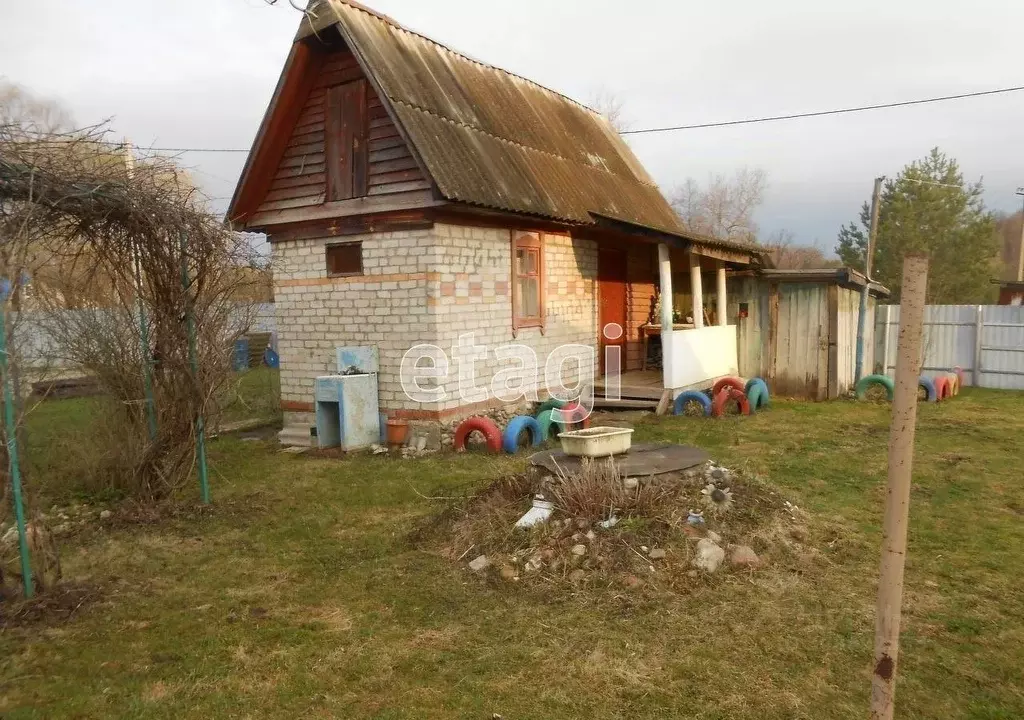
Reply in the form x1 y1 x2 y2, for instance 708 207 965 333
918 376 938 403
673 390 712 417
503 415 543 454
747 378 770 411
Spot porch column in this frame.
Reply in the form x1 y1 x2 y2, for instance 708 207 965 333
717 261 728 327
658 244 673 389
690 252 705 329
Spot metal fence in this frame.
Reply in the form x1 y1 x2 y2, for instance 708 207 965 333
874 304 1024 390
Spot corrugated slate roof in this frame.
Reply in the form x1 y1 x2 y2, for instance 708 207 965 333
328 1 693 235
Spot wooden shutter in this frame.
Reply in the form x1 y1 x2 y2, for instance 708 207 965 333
325 79 368 201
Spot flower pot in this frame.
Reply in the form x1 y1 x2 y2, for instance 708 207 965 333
385 418 410 447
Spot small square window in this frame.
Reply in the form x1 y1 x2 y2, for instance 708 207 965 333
326 242 363 277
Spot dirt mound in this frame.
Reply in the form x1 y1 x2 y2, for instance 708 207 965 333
415 459 811 594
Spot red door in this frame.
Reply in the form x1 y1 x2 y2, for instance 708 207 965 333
598 248 628 375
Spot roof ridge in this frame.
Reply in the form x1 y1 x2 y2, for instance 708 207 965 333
388 97 657 187
331 0 610 124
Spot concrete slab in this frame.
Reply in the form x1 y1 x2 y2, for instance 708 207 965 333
528 443 709 477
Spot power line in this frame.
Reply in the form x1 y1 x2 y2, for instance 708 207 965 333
620 84 1024 135
125 83 1024 152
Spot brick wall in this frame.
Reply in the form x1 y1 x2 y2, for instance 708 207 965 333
272 221 599 427
428 223 598 412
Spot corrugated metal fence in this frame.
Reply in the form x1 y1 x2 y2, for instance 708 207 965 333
874 305 1024 390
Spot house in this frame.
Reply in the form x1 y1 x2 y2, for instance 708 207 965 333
996 280 1024 306
227 0 765 445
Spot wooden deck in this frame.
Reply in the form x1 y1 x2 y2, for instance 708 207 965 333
595 370 665 401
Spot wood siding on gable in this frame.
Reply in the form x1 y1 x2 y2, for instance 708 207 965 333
255 50 429 217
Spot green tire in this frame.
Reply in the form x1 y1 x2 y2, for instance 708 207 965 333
855 374 895 401
536 398 568 416
535 409 557 441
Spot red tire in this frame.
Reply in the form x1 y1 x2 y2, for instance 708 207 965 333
453 416 503 453
712 376 746 398
712 387 751 417
558 401 592 432
934 376 952 402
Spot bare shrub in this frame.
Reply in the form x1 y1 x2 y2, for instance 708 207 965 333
548 458 677 522
0 119 258 504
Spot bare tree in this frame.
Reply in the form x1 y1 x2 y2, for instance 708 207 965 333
587 88 631 133
761 229 841 270
671 168 767 242
0 82 73 136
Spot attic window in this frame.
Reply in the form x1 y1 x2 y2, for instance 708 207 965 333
326 242 363 277
512 232 545 335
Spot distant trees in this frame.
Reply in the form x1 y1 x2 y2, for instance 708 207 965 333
671 168 766 244
995 212 1023 281
836 148 1000 303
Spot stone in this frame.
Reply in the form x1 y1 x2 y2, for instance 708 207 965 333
730 545 761 569
648 548 667 560
623 477 639 491
585 530 596 542
500 565 517 581
711 468 727 481
99 510 113 520
524 555 544 574
569 569 586 583
571 544 587 557
468 555 491 572
371 444 388 455
692 539 726 574
624 575 643 589
707 531 723 544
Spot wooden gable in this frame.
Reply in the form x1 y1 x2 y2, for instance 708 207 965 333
239 41 434 229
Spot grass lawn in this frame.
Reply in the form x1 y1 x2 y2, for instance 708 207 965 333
2 381 1023 718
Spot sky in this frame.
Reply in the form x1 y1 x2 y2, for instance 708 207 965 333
3 0 1024 254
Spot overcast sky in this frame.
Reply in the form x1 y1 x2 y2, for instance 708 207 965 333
3 0 1023 253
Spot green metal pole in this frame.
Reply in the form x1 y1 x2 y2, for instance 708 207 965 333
180 234 210 504
135 247 158 442
0 290 33 597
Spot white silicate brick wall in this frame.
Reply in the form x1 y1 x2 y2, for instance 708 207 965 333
272 222 598 425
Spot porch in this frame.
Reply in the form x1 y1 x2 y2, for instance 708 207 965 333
594 232 756 410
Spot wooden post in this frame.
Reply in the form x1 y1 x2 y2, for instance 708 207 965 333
716 261 728 327
973 305 984 388
658 244 673 390
870 254 929 720
690 252 704 329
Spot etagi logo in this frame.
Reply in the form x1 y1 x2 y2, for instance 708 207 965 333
399 325 625 422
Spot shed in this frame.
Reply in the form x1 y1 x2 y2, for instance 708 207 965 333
730 269 890 400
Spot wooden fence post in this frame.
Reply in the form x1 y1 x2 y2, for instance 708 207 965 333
870 254 929 720
973 305 984 388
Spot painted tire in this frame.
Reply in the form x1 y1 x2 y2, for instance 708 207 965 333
946 372 960 397
747 379 770 412
535 409 557 441
855 374 895 401
502 415 543 454
918 376 938 403
453 417 503 453
536 398 568 416
673 390 712 417
555 402 591 433
712 387 751 417
934 376 952 402
953 366 966 389
712 376 747 398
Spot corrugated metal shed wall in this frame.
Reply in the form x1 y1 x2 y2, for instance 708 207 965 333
773 283 830 399
874 304 1024 390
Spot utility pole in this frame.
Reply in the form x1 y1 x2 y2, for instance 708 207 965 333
1015 188 1024 282
855 177 884 382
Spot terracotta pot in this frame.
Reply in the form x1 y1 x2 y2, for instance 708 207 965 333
385 418 410 446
